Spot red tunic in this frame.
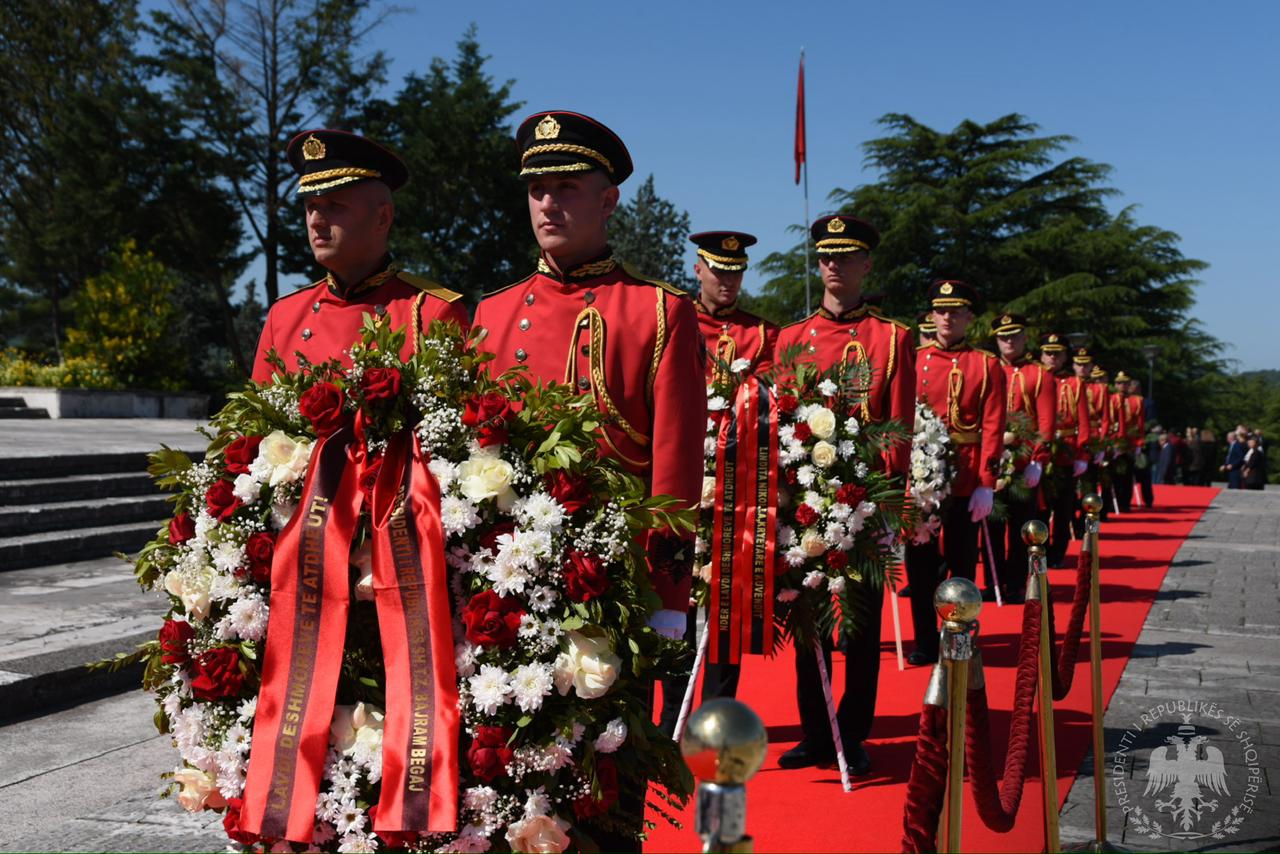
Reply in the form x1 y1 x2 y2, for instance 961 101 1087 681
1085 381 1112 446
1001 354 1056 464
915 341 1006 497
472 252 706 610
1123 394 1146 451
775 302 916 475
1053 373 1092 463
251 266 469 382
1107 391 1127 442
695 301 779 381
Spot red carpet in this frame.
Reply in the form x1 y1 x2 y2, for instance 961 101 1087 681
647 485 1219 852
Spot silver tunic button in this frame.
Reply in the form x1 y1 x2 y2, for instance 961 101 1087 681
515 348 527 362
578 376 591 390
923 365 929 371
849 329 857 337
809 329 818 337
583 291 596 304
301 328 312 340
312 302 321 313
519 318 531 331
525 294 535 306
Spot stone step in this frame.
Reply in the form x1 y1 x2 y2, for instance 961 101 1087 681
0 520 166 572
0 471 159 505
0 495 174 537
0 451 157 481
0 407 51 419
0 629 156 723
0 396 27 407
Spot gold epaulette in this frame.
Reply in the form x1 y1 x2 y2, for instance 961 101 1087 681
620 262 690 298
917 341 941 351
973 347 998 359
398 272 464 303
868 307 911 332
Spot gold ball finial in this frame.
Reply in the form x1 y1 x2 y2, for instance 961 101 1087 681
1021 519 1049 546
934 577 982 624
1082 493 1103 516
680 698 768 785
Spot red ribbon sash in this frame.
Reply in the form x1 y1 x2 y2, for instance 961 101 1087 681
709 378 779 664
242 427 362 842
368 432 460 834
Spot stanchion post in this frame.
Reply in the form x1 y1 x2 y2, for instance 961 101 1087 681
934 578 982 854
680 698 768 853
1023 520 1061 853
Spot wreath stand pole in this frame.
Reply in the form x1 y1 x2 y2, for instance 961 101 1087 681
814 640 853 792
672 609 709 744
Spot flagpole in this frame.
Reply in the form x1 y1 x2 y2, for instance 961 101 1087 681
800 47 812 316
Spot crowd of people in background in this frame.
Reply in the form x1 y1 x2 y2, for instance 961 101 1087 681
1147 423 1268 490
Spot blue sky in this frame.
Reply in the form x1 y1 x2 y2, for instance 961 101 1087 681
264 0 1278 369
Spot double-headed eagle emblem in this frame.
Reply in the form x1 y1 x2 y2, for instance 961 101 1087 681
1143 715 1230 831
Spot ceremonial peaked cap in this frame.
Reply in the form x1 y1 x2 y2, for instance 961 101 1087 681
991 312 1028 336
287 129 408 198
690 231 757 272
917 311 937 334
1073 347 1094 365
1114 370 1132 383
1091 365 1109 381
516 111 633 185
810 214 880 256
1039 332 1068 353
927 278 979 309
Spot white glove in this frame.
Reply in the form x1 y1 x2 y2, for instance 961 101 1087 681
968 487 994 522
648 609 687 640
1023 461 1043 489
1073 459 1089 477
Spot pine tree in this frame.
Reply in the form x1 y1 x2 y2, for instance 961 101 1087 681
609 175 696 291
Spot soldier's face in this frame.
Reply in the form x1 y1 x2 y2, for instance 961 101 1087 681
996 331 1026 360
303 183 392 268
695 261 742 308
932 305 972 343
818 252 871 294
526 172 619 259
1042 350 1066 371
1074 361 1092 379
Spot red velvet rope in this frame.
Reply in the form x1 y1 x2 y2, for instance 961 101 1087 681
1046 548 1093 700
900 703 950 853
963 601 1042 832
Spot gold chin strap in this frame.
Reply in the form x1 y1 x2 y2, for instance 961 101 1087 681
948 360 980 432
563 307 651 467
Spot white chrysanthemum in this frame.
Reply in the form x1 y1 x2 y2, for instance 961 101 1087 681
455 642 479 678
441 825 493 853
336 831 377 853
510 663 554 713
217 593 269 642
802 490 824 509
440 495 481 536
784 545 807 567
215 748 246 799
468 665 512 715
594 718 628 753
222 723 251 755
208 570 242 604
707 395 727 412
779 425 796 444
817 379 838 397
803 570 826 589
527 585 557 613
777 525 796 547
270 501 296 530
729 358 752 374
796 465 817 487
232 472 262 504
210 540 246 576
828 576 847 595
428 457 459 491
845 417 862 436
237 696 257 723
515 493 566 532
828 501 852 522
855 462 869 479
823 522 846 546
486 559 531 597
523 786 552 819
838 440 857 459
463 786 499 813
704 436 718 457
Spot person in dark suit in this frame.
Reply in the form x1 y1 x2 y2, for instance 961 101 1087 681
1243 436 1268 490
1154 432 1176 484
1222 430 1246 488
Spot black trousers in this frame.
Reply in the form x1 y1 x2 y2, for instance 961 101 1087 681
1114 454 1134 512
1136 464 1155 507
905 500 979 658
792 580 883 749
987 488 1037 596
657 609 741 737
1048 471 1078 566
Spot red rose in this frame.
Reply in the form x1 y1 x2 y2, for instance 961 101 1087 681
169 512 196 545
544 470 592 514
298 382 348 436
461 391 514 447
222 798 258 846
245 531 276 584
359 453 383 502
794 503 819 527
367 805 417 848
223 435 263 475
462 590 523 648
784 468 799 486
574 757 620 819
189 647 245 701
361 367 402 402
836 484 867 506
467 726 514 782
205 479 242 522
158 619 195 664
478 520 516 553
827 550 849 572
777 394 800 414
793 423 812 442
563 550 610 602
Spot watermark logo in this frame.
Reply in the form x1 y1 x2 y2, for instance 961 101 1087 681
1112 699 1262 842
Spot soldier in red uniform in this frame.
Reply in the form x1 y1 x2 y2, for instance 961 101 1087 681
252 130 467 382
1078 351 1112 523
1112 370 1143 511
917 311 937 348
906 279 1006 665
1121 374 1152 507
691 231 778 381
986 313 1056 603
772 215 915 775
1041 334 1091 566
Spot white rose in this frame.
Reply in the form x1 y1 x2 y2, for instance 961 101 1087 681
593 718 628 753
165 568 214 622
350 542 375 601
729 358 752 374
802 570 826 589
330 702 384 754
811 441 837 468
173 767 226 812
553 631 620 700
800 529 827 558
806 407 837 440
505 814 571 854
700 475 717 509
260 430 312 487
458 453 516 508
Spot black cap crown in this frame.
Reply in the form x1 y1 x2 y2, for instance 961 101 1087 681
287 129 408 198
810 214 880 256
917 311 937 334
516 111 633 185
1073 347 1094 365
690 231 756 272
928 279 979 309
991 312 1028 336
1039 332 1068 353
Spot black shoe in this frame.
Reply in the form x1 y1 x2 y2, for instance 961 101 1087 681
777 740 835 769
981 587 998 602
1002 587 1026 605
907 649 937 666
844 742 872 776
898 585 911 597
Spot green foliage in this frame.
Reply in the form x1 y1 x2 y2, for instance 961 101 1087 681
64 240 187 390
360 28 534 301
609 175 696 291
0 349 120 389
752 113 1219 429
1200 370 1280 483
